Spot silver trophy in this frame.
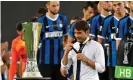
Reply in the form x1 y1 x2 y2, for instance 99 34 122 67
123 38 133 64
22 22 42 78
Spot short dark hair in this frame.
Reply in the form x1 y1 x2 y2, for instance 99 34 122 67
83 2 99 15
74 20 89 31
37 7 47 15
46 1 50 4
31 16 38 22
71 16 82 21
16 22 23 31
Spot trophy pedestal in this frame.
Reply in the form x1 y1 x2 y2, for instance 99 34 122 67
15 77 51 80
22 58 42 78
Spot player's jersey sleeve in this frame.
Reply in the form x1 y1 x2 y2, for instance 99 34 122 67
68 22 76 38
98 18 109 39
37 16 45 40
63 16 68 34
90 17 97 37
9 40 19 80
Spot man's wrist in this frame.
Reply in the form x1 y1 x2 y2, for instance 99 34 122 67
64 48 70 54
64 52 69 56
84 57 89 63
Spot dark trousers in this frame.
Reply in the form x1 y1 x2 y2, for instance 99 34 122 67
1 73 5 80
38 64 66 80
98 67 109 80
109 67 118 80
99 47 109 80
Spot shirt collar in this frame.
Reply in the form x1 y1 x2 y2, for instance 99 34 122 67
113 16 119 21
129 16 133 20
101 14 106 18
46 14 59 21
80 37 89 44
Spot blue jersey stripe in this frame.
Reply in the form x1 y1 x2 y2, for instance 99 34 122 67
59 38 63 63
45 40 50 64
111 41 116 66
54 39 58 64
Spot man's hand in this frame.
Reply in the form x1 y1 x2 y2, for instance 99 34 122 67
60 68 67 77
62 42 73 67
77 53 88 62
2 51 11 68
1 41 8 52
64 43 73 54
1 64 7 73
77 53 96 69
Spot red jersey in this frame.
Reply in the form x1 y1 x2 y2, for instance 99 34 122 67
9 36 27 80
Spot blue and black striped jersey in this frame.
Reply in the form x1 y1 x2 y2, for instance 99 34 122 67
37 14 68 64
118 15 133 39
68 22 76 38
90 14 105 41
98 15 120 67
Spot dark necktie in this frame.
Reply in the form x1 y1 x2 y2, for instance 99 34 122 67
76 43 84 80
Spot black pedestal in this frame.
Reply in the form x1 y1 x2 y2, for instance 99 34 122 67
15 77 51 80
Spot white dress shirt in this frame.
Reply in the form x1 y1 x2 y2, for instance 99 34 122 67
61 37 105 80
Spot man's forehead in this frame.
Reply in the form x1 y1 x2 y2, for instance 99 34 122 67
49 1 60 5
112 1 123 4
101 1 111 3
74 29 83 32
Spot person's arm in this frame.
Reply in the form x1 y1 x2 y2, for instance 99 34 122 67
61 52 72 77
37 16 44 40
89 17 97 40
9 41 18 80
94 44 105 73
116 40 120 50
20 58 26 77
77 53 95 69
68 36 74 43
116 21 124 50
16 60 21 78
67 22 76 43
63 16 68 34
62 51 70 66
61 43 73 77
98 38 104 44
97 19 108 44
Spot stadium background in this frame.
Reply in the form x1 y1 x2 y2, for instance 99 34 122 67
1 1 85 49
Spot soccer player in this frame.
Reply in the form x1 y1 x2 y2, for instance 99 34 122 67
89 1 112 80
37 1 68 80
116 1 133 48
82 2 98 22
67 2 99 44
90 1 112 40
1 41 10 80
9 22 27 80
115 2 133 80
98 1 126 80
36 7 47 18
70 16 81 25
